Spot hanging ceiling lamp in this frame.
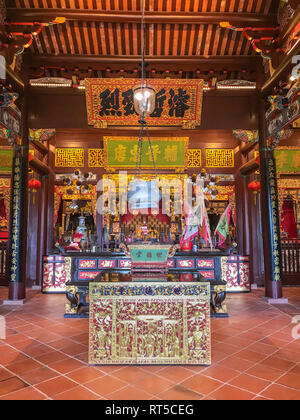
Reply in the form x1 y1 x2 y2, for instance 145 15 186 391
133 85 156 116
133 0 156 117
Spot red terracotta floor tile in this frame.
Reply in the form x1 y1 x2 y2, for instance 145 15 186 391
260 384 300 401
0 367 14 382
0 377 28 397
156 366 194 383
111 366 151 384
202 365 240 382
34 351 68 365
209 384 256 400
0 350 29 366
6 359 43 375
66 366 105 384
18 366 59 385
53 385 100 400
246 363 285 382
132 374 174 396
48 357 85 374
59 343 88 357
35 376 78 397
234 349 268 364
276 372 300 391
1 386 47 400
219 355 256 372
228 373 271 394
181 374 222 396
85 375 127 397
157 385 203 400
107 385 153 400
259 355 296 372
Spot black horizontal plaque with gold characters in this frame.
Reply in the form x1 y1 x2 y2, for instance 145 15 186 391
85 78 203 128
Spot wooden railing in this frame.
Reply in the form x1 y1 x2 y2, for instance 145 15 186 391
281 238 300 285
0 241 8 286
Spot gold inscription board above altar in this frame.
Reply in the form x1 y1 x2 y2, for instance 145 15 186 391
89 282 211 366
103 136 189 170
85 78 203 128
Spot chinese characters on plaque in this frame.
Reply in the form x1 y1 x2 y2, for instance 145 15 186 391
85 79 203 128
103 137 189 170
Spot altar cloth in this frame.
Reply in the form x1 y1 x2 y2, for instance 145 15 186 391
89 282 211 365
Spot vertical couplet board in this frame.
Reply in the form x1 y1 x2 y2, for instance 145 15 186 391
89 282 211 365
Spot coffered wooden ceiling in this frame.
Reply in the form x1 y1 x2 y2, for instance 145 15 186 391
6 0 281 81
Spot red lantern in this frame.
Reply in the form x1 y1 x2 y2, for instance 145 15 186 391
248 181 261 205
28 179 41 204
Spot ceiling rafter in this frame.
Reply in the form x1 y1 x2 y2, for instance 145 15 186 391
6 9 278 27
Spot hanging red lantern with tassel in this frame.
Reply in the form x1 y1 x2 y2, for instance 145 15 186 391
248 181 261 205
28 178 41 205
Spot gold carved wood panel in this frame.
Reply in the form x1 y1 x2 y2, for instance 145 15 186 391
206 149 235 168
89 282 211 365
55 148 85 167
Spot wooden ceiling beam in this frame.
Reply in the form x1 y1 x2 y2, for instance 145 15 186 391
7 8 278 27
262 40 300 95
27 54 261 71
280 4 300 42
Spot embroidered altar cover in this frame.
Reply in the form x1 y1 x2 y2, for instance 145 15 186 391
89 282 211 365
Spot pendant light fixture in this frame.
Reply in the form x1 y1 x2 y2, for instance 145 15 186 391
128 0 159 213
133 0 156 118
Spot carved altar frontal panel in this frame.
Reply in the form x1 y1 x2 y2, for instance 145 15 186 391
89 282 211 365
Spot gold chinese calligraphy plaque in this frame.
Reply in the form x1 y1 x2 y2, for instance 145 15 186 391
85 78 203 128
103 136 189 170
89 282 211 365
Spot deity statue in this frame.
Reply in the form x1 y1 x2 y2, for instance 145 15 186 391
143 329 156 358
164 323 180 358
97 325 108 350
190 325 203 349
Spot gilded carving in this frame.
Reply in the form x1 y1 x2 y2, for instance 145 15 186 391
206 149 235 168
89 282 211 365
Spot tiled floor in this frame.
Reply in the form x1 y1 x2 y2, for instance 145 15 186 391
0 287 300 400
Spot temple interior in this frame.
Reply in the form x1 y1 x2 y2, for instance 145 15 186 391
0 0 299 401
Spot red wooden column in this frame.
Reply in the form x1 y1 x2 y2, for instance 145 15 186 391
4 88 29 304
258 97 287 303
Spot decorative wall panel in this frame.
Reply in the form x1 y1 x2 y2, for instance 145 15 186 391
187 149 202 167
88 149 105 167
55 148 85 167
206 149 235 168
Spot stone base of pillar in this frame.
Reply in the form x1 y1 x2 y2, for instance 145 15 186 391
263 297 289 305
2 299 28 306
251 283 258 289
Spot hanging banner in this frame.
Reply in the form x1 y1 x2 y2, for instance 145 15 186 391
85 78 203 128
103 136 188 170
